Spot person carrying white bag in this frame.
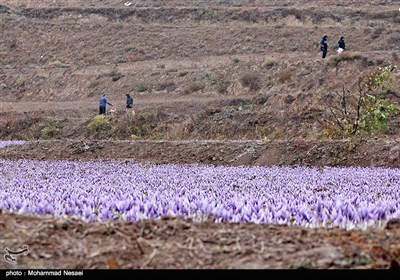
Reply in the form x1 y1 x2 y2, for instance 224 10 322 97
337 36 346 53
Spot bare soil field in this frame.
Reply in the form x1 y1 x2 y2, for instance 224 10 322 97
1 0 400 269
1 213 400 269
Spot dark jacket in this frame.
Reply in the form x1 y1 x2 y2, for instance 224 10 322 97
320 37 328 51
338 38 346 50
126 95 133 108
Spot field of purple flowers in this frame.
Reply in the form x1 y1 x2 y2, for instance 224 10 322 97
0 140 26 149
1 154 400 229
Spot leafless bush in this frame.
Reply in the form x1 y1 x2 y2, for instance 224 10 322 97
277 69 292 83
240 72 261 91
184 83 204 94
371 26 386 39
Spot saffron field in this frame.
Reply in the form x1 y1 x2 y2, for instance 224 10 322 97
1 140 399 230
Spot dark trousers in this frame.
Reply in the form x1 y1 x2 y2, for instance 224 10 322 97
322 48 327 59
99 106 106 115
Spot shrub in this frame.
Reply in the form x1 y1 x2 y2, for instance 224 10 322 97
87 115 109 133
371 26 386 39
184 83 204 94
322 64 399 138
156 82 176 92
40 122 60 139
215 80 230 94
366 65 397 92
300 66 312 76
88 80 100 89
358 97 399 133
210 74 230 94
277 69 292 83
137 83 149 93
240 72 261 91
326 51 363 67
262 59 276 69
108 69 121 77
252 94 269 105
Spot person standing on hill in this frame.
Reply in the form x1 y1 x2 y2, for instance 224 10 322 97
320 35 328 59
99 94 113 115
125 93 135 115
337 36 346 53
126 93 133 109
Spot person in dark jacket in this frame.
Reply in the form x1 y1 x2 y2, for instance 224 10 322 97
99 94 113 115
338 36 346 52
320 35 328 59
125 93 136 115
126 93 133 109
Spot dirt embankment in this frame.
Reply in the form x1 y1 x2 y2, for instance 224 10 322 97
1 139 400 168
1 213 400 269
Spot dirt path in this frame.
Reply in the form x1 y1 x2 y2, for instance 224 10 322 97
0 94 255 113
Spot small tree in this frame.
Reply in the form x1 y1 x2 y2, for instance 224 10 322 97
321 65 399 138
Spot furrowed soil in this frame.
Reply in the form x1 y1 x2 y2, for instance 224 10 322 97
1 0 400 269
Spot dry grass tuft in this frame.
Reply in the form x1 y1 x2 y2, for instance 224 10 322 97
277 69 292 83
326 51 363 67
240 72 261 91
